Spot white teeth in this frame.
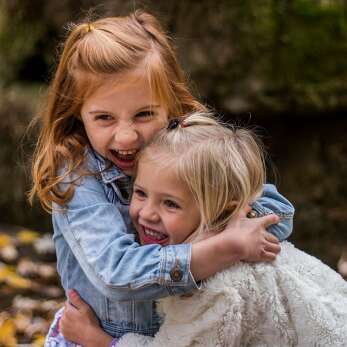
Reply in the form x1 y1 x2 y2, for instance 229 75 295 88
115 149 137 155
144 228 166 240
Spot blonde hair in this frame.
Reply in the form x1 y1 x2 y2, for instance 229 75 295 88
29 10 207 212
140 112 266 237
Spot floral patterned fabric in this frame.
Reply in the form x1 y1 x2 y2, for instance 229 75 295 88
45 307 82 347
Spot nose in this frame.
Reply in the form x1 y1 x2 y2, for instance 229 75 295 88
139 202 160 223
114 123 138 147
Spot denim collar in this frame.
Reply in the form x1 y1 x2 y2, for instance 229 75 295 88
88 148 130 184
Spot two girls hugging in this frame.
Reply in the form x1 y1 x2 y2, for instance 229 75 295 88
30 10 347 347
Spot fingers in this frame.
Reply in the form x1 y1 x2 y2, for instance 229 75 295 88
63 300 77 320
264 241 281 255
260 238 281 262
264 232 279 244
68 289 95 317
260 214 280 228
261 250 277 262
68 289 84 310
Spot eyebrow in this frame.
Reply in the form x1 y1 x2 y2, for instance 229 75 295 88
88 105 161 115
137 105 160 111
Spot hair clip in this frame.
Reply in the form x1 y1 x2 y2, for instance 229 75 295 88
167 118 180 130
86 23 94 33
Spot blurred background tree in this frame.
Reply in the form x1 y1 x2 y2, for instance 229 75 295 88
0 0 346 265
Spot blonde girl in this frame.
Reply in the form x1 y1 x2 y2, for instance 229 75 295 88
61 113 347 347
29 10 294 345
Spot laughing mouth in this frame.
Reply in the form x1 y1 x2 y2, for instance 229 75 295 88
141 225 169 244
144 228 167 240
110 149 138 162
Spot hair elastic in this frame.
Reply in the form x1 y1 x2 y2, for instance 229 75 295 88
167 117 188 130
86 23 94 32
167 118 180 130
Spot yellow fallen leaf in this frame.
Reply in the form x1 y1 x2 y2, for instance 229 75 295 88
0 233 12 248
17 229 40 244
32 334 45 347
6 274 31 289
0 264 14 281
0 264 31 289
0 318 17 347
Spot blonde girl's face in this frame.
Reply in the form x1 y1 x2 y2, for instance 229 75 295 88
129 157 201 246
80 69 169 176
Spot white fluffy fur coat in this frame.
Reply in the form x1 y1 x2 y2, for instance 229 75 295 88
118 242 347 347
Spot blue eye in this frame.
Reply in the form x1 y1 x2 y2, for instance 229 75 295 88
164 200 180 209
95 114 113 121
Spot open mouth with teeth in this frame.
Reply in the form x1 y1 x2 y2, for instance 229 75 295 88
139 225 169 245
110 149 139 171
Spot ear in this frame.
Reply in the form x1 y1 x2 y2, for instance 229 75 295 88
212 201 238 228
222 201 239 217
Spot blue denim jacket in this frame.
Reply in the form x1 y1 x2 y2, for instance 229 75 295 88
52 148 294 338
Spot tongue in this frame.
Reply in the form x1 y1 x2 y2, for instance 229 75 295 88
118 154 134 162
112 151 135 162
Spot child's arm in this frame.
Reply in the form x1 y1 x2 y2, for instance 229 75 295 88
190 212 280 280
250 184 294 241
60 291 113 347
54 172 280 301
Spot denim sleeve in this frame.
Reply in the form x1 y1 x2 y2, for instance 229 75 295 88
53 174 198 301
250 184 295 241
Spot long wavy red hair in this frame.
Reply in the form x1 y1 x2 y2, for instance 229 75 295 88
29 10 207 212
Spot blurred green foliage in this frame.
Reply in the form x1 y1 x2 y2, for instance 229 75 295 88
1 0 347 112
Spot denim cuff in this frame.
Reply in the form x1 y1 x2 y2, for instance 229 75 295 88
160 244 200 295
251 201 294 241
251 200 293 219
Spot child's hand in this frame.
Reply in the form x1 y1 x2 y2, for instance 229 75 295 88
190 211 280 281
60 290 112 347
225 212 280 262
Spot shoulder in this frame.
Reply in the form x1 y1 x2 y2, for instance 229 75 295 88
56 150 108 209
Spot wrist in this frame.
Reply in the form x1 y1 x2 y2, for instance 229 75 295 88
191 233 243 280
213 232 245 264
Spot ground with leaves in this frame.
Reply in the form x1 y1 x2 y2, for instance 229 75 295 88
0 224 346 346
0 225 64 346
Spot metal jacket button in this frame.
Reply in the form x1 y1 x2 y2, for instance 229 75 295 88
170 259 183 282
247 210 258 218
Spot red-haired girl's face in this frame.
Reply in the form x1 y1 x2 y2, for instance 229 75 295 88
80 69 168 176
